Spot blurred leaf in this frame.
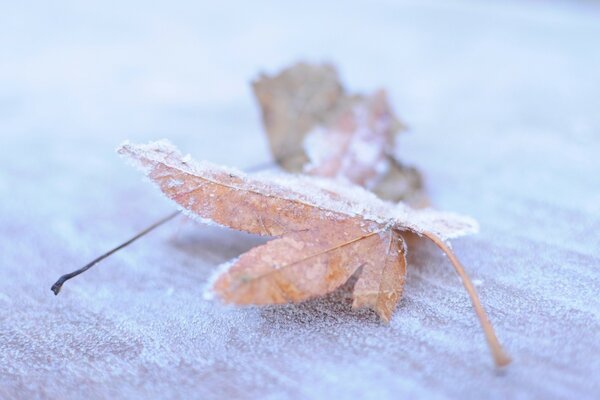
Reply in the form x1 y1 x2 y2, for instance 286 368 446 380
252 62 425 204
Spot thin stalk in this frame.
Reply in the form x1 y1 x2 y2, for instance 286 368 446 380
422 231 511 367
51 211 180 295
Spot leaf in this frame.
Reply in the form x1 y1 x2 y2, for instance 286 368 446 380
119 142 477 320
351 229 406 322
118 140 511 367
252 62 356 171
252 62 424 204
303 90 396 185
212 229 381 307
374 159 428 208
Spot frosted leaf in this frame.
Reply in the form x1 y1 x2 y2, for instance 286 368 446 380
118 140 508 366
252 62 354 172
392 203 480 241
119 139 393 225
253 62 424 203
118 140 476 241
303 90 397 190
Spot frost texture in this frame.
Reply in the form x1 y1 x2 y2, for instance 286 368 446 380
119 140 477 242
203 257 239 300
303 94 394 189
3 1 600 399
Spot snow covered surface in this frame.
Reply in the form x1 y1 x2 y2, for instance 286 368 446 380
1 0 600 399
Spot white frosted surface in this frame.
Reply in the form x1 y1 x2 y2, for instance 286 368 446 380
1 1 600 399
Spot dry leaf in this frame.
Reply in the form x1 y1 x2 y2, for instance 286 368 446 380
118 139 466 316
252 62 424 204
252 63 355 171
303 90 393 185
118 140 510 366
375 159 428 208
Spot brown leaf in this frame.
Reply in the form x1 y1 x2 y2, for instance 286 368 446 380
118 140 510 367
252 62 424 204
212 228 381 305
120 142 468 320
352 229 407 322
252 62 355 171
303 90 394 185
374 159 429 208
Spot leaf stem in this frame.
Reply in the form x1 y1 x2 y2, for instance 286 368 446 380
422 231 511 368
51 211 181 295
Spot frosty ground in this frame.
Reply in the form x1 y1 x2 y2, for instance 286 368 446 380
1 1 599 399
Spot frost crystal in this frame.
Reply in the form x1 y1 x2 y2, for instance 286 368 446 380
118 140 478 242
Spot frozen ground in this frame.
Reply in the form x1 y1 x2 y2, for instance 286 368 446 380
1 0 600 399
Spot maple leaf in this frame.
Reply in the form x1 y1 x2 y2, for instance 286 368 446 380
118 140 510 367
252 62 424 204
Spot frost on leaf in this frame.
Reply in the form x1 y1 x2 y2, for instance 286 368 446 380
252 62 425 204
119 140 472 315
118 140 510 366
